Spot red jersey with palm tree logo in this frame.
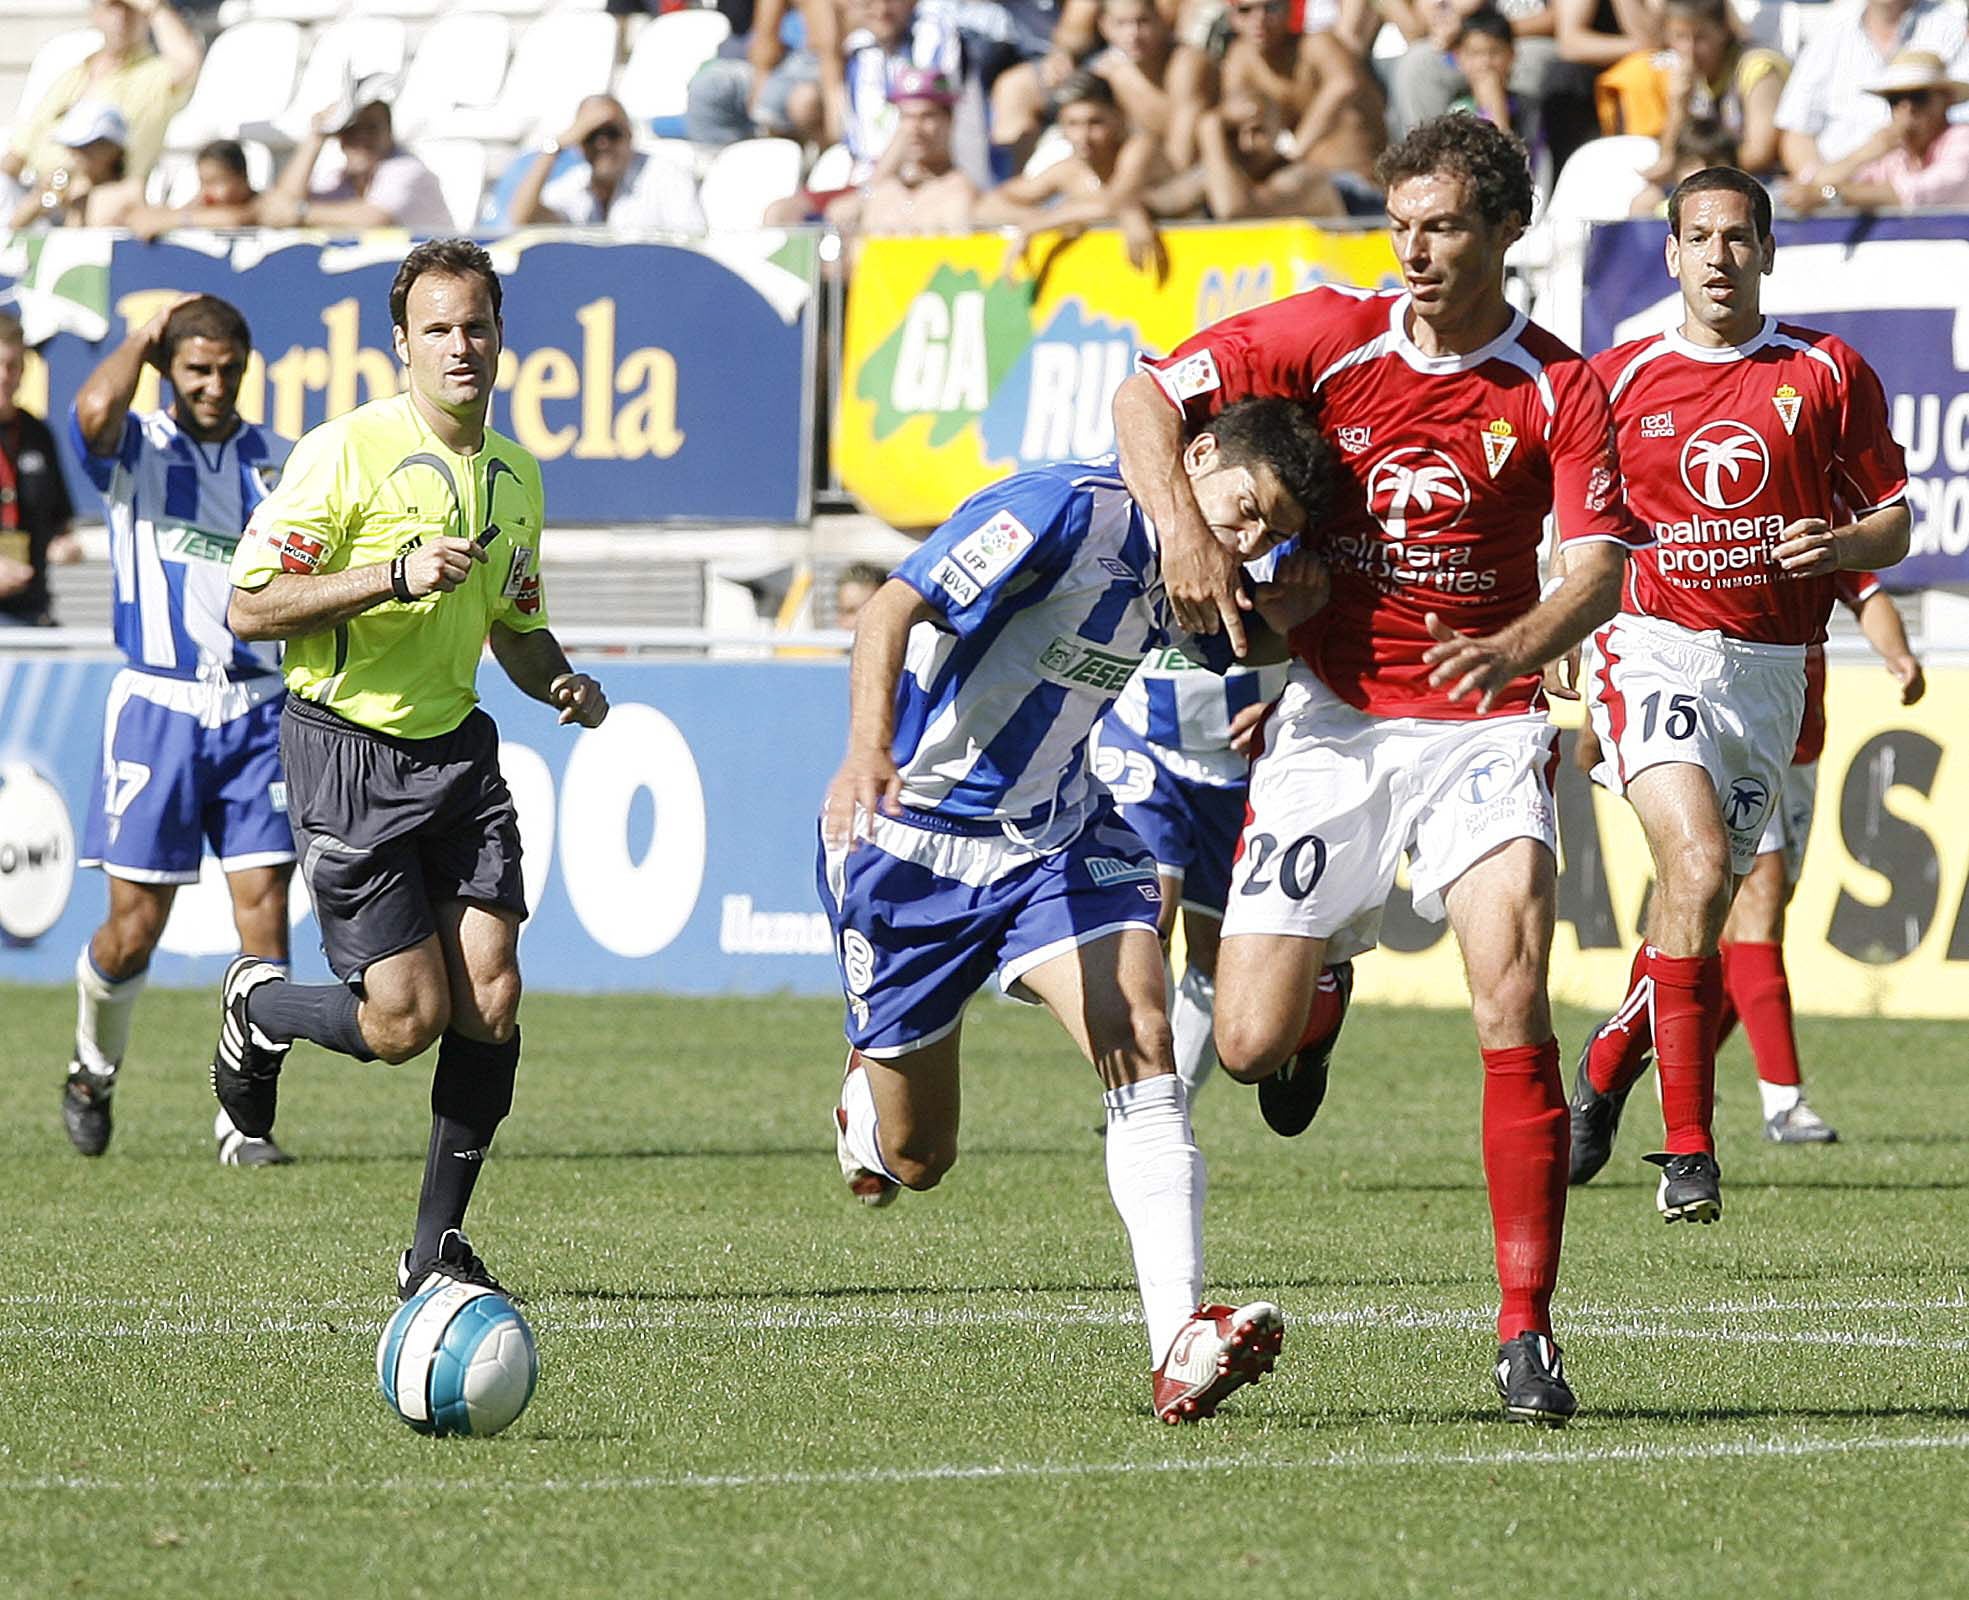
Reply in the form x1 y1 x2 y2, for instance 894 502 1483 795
1143 285 1648 721
1590 317 1906 646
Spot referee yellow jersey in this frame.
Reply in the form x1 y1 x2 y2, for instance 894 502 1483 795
230 393 550 739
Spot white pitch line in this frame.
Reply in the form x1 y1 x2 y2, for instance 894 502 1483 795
4 1430 1969 1497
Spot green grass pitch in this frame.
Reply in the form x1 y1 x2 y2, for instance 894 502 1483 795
2 984 1966 1598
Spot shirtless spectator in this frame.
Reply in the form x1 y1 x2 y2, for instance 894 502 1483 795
972 72 1170 277
1217 0 1385 176
843 69 979 237
117 139 260 241
510 96 705 232
1147 92 1349 217
992 0 1216 170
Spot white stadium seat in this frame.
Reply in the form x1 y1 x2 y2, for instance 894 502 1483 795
696 136 803 231
232 0 346 22
6 28 101 133
392 13 513 142
163 20 302 151
806 142 853 193
269 17 408 143
351 0 452 15
616 10 733 123
1541 134 1658 225
411 139 492 230
423 9 614 146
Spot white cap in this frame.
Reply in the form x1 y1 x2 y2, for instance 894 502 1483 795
54 100 129 150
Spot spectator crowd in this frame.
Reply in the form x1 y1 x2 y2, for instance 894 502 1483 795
1 0 1964 254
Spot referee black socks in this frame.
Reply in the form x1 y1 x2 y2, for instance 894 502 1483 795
412 1028 521 1270
246 978 376 1062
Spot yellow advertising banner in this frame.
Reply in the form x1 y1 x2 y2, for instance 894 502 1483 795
835 223 1402 530
1353 661 1969 1018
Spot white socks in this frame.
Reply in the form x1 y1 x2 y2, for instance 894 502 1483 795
839 1056 899 1182
1758 1079 1804 1120
1103 1072 1205 1370
1171 963 1218 1105
74 946 146 1076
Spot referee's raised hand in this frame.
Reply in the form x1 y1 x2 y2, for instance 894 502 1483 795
401 536 485 596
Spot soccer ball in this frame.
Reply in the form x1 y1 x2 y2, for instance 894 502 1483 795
376 1280 538 1438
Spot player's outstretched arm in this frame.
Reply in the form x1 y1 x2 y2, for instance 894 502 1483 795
1423 540 1627 714
73 292 202 455
489 621 608 727
1113 372 1247 655
229 535 485 641
1774 503 1911 580
822 578 937 848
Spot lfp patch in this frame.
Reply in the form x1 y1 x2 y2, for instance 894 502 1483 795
949 509 1032 588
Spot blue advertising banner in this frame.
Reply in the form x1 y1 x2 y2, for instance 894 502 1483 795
0 231 817 524
0 656 849 995
1580 213 1969 590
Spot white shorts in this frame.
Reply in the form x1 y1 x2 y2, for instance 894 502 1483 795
1756 760 1818 881
1583 613 1806 876
1221 664 1559 940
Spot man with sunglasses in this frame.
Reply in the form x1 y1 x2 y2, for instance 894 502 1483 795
1780 49 1969 210
512 94 705 232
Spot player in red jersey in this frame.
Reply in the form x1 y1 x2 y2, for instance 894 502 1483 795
1568 166 1910 1219
1111 114 1650 1426
1575 574 1923 1147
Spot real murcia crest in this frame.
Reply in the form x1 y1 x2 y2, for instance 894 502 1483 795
1772 384 1802 436
1480 418 1517 477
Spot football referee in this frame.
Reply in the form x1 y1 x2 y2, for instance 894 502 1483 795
217 238 608 1300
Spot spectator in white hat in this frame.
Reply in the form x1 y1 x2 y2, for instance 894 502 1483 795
1783 49 1969 210
8 102 141 229
1 1 203 199
1776 0 1969 178
258 77 454 234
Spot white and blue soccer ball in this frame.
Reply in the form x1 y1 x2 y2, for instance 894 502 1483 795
376 1281 538 1438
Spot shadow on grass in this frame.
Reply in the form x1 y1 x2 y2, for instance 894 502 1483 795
1262 1401 1969 1430
548 1268 1492 1305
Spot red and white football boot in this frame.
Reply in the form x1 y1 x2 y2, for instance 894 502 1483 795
1152 1301 1284 1422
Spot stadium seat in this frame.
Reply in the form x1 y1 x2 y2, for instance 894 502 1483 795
392 13 513 142
806 141 853 193
696 136 803 231
226 0 345 21
350 0 452 15
162 20 302 151
411 138 492 230
617 10 733 123
5 27 101 137
1540 134 1657 225
425 10 614 147
266 16 408 144
1023 126 1071 176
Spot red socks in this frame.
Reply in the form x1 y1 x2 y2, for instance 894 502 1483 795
1651 952 1723 1155
1481 1039 1567 1342
1585 942 1654 1095
1720 940 1801 1087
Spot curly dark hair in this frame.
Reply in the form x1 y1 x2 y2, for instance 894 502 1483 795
161 295 252 366
1373 113 1534 229
389 239 503 331
1202 398 1336 531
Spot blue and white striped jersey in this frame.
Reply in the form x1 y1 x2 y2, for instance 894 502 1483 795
1107 648 1289 787
70 408 291 682
891 458 1189 833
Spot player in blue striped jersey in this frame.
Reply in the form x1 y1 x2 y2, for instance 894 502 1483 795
61 294 297 1167
1094 644 1364 1134
818 398 1334 1422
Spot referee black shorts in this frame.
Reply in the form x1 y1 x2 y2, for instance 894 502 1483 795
281 696 527 985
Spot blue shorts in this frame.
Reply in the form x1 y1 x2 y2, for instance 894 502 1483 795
1093 719 1248 918
80 669 294 884
817 802 1162 1059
